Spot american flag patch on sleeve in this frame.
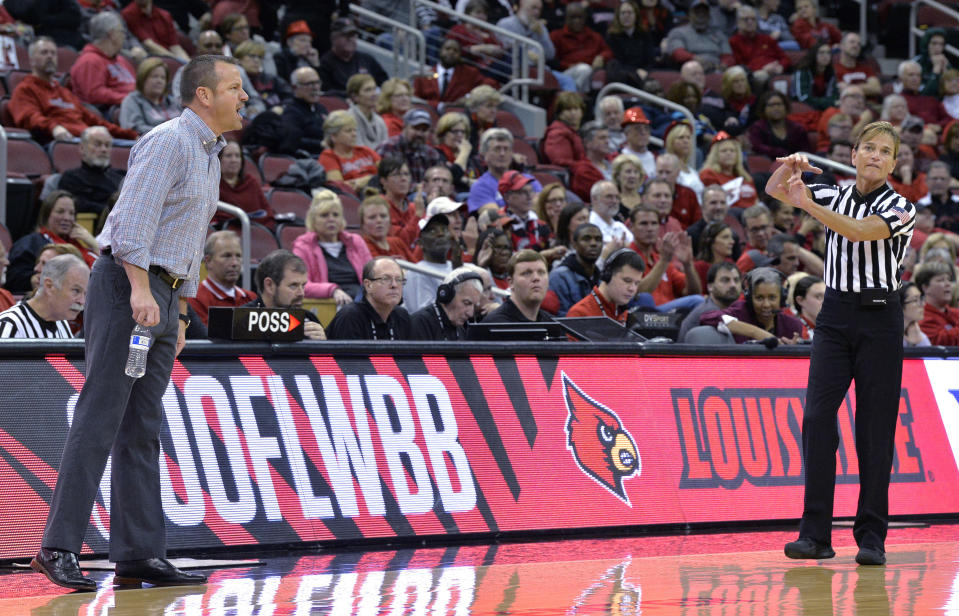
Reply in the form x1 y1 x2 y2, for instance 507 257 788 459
889 206 911 224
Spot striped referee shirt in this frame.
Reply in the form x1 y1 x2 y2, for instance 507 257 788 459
808 183 916 292
0 301 74 339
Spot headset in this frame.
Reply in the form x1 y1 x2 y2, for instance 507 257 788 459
436 272 483 305
743 266 788 308
601 248 638 283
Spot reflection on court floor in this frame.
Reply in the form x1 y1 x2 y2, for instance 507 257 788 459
7 525 959 615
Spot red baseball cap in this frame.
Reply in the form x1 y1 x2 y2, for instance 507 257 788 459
498 170 533 195
285 20 312 41
621 106 650 127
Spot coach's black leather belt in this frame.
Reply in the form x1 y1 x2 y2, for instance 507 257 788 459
149 265 184 289
102 247 185 289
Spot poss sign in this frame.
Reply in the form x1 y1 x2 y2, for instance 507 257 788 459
207 307 304 341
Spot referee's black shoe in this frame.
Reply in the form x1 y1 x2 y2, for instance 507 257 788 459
784 538 836 560
855 546 886 566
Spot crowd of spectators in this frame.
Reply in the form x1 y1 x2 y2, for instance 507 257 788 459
1 0 959 347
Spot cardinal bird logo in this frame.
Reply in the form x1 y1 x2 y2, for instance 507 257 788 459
563 372 640 504
569 559 641 616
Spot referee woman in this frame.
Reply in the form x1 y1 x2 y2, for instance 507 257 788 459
766 121 916 566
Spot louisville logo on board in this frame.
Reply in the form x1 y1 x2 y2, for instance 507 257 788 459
563 372 641 504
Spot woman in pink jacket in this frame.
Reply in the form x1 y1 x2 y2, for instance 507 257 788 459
292 189 372 305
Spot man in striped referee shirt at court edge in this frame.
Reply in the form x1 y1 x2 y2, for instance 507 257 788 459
0 254 87 339
767 121 916 567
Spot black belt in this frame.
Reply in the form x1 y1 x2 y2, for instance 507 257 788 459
827 287 899 306
102 247 185 289
149 265 185 289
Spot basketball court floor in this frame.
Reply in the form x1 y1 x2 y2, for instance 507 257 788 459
4 523 959 615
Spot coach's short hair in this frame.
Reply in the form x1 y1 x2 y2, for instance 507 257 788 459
180 54 240 105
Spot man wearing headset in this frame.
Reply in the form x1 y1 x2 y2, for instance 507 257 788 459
566 249 646 326
698 266 804 344
409 267 484 340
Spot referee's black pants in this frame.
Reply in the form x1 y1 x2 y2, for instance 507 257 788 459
798 288 903 551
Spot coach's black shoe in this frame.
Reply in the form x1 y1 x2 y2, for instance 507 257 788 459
785 538 836 560
31 548 97 591
855 546 886 566
114 558 207 587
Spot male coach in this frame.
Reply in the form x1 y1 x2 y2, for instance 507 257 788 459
32 55 248 590
767 121 915 566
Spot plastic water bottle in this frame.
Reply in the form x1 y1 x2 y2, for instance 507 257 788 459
125 324 152 378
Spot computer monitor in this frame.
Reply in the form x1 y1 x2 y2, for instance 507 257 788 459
555 316 647 342
466 320 566 341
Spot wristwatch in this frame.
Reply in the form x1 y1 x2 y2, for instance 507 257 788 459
178 313 191 327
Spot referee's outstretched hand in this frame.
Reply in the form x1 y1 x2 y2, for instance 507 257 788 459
775 153 822 175
786 175 812 209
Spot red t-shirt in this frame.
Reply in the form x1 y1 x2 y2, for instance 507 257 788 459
699 168 758 210
363 234 414 261
319 146 380 182
833 59 877 87
121 2 178 49
630 243 686 305
382 113 403 137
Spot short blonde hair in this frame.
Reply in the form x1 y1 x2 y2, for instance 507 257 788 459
306 189 345 234
920 232 958 263
234 39 266 59
436 111 470 141
702 138 752 182
346 73 375 99
940 68 959 97
466 84 502 111
376 78 412 114
720 65 751 101
854 121 900 159
135 57 169 93
323 110 357 147
611 153 646 188
358 194 390 226
664 121 695 167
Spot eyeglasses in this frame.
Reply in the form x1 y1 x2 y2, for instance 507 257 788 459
388 170 412 178
903 297 924 305
747 224 772 234
369 275 406 285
